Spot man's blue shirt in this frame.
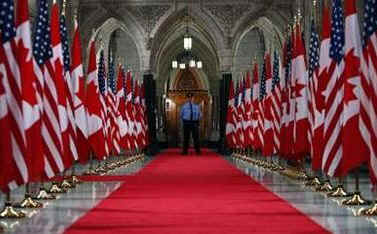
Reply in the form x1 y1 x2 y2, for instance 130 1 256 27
180 101 201 121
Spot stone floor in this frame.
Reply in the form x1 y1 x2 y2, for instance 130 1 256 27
229 155 377 234
1 152 377 233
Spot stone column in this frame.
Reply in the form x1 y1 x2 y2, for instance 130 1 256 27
143 73 159 155
218 72 232 154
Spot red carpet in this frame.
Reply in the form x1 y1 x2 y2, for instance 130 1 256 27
66 149 329 234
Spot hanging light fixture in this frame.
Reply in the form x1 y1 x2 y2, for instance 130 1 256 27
171 1 202 69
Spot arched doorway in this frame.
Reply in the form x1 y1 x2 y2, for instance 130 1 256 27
164 68 211 147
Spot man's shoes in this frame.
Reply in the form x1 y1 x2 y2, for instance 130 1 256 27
181 152 188 155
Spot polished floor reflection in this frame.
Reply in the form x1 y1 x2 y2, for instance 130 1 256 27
229 156 377 234
0 156 152 234
2 153 377 233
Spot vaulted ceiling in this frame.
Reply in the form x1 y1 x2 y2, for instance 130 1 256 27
30 0 302 94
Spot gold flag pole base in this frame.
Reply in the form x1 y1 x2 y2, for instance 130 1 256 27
327 185 351 198
342 192 371 206
0 203 26 219
15 194 43 209
84 168 97 176
49 183 67 194
305 177 322 187
95 167 108 175
33 188 56 200
60 179 73 190
316 181 334 192
71 175 82 185
361 202 377 216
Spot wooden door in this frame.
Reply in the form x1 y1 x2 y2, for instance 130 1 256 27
166 92 210 147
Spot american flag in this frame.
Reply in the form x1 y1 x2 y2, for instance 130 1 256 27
361 0 377 185
107 55 121 154
234 80 243 148
322 0 344 176
98 51 107 95
272 52 281 90
33 0 65 177
108 56 117 94
309 21 320 81
1 0 30 187
33 0 52 66
60 15 70 73
260 62 266 100
308 17 323 171
98 50 111 155
308 18 319 148
271 51 281 154
60 12 78 162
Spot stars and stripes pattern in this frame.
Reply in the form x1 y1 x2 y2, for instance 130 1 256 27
98 50 110 156
308 16 322 171
0 0 152 193
361 0 377 186
322 0 345 176
60 11 78 164
107 54 121 154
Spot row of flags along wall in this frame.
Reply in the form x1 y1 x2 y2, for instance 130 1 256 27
226 0 377 188
0 0 149 193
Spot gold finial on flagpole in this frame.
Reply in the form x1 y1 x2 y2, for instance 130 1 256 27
74 7 78 21
62 0 67 16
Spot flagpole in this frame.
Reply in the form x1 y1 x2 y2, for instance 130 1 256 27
342 168 371 206
85 152 98 176
327 177 351 198
71 160 82 186
15 183 43 209
0 192 25 219
316 175 334 193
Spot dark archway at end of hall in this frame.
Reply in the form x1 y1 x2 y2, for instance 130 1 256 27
163 68 213 148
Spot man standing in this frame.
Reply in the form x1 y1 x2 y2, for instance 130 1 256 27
180 93 202 155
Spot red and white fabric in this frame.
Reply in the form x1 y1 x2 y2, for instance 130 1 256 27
70 17 90 163
86 39 107 160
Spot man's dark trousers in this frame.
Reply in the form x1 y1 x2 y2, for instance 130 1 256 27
182 120 200 154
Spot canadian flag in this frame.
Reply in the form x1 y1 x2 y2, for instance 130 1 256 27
337 0 369 176
16 0 44 181
251 63 262 151
86 38 107 159
360 0 377 185
0 36 21 192
115 64 128 150
262 53 274 157
243 71 253 148
70 17 90 163
225 80 237 148
293 25 310 160
50 2 74 169
125 70 137 151
312 5 330 171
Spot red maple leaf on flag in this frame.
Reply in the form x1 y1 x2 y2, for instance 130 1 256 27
343 49 360 105
295 82 305 98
